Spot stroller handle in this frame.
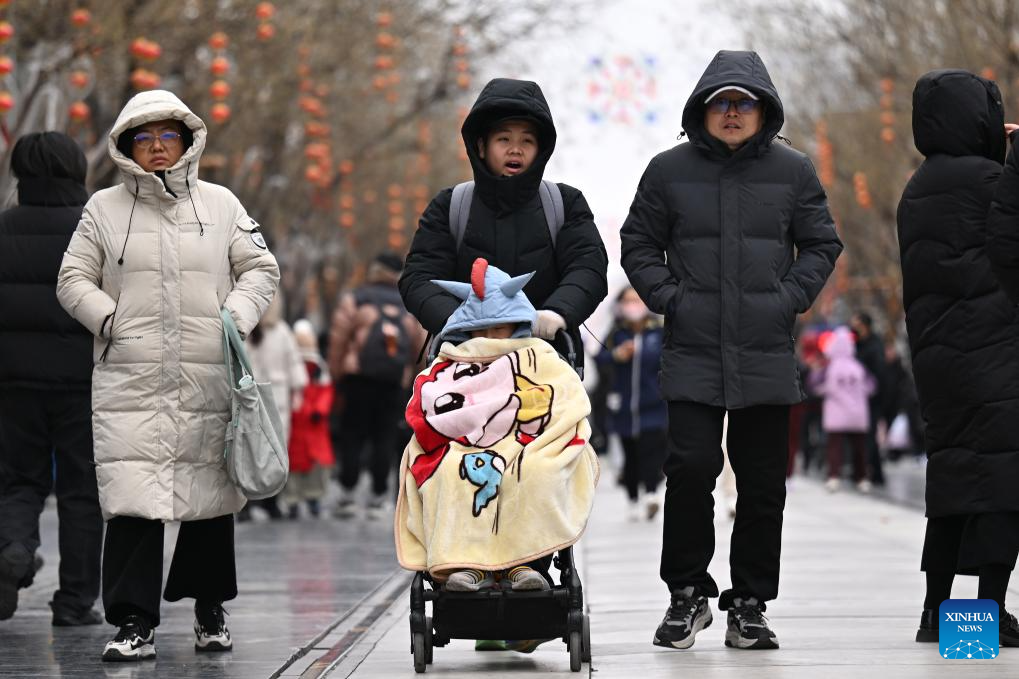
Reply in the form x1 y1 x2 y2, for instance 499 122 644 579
426 327 578 373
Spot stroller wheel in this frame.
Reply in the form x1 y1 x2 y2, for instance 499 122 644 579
413 631 427 673
569 630 582 671
425 616 434 664
581 613 591 663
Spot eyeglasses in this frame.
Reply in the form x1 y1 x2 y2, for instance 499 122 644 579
132 131 182 148
706 98 759 115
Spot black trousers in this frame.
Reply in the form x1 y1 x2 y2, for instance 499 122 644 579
660 401 789 609
337 376 404 496
620 429 668 500
102 514 236 626
0 389 102 613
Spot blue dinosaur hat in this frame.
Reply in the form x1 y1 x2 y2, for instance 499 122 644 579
432 258 536 341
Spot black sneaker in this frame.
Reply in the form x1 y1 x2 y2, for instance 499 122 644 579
51 601 103 627
102 615 155 661
915 609 937 643
0 543 34 620
194 601 232 652
1001 608 1019 647
725 598 779 649
653 587 712 649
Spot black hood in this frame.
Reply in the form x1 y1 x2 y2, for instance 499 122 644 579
911 69 1005 163
461 78 557 211
681 50 784 158
11 131 88 207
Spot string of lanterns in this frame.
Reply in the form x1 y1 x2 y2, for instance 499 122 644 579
0 1 14 118
207 31 232 124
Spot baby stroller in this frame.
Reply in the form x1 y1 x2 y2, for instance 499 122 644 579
408 331 591 673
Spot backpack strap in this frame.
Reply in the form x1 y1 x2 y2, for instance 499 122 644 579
539 179 565 247
449 179 563 251
449 181 475 252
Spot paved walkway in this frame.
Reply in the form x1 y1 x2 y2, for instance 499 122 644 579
2 461 1015 677
324 470 1019 678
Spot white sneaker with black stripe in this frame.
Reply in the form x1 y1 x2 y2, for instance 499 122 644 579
194 601 232 652
102 615 156 661
653 587 713 649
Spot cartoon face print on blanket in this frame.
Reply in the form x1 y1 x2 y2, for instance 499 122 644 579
395 336 600 577
407 347 553 519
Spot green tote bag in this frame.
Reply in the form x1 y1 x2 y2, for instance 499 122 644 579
221 308 289 499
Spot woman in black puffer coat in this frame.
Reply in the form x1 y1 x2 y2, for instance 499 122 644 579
897 69 1019 645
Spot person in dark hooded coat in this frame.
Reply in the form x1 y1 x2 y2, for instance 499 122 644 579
620 50 842 651
0 132 103 626
898 69 1019 646
399 78 608 368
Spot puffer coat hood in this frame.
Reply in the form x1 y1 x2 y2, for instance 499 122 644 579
911 70 1005 163
461 78 556 212
681 50 784 158
898 69 1019 519
57 91 280 521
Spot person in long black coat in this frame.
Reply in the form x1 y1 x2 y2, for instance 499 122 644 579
620 50 842 651
897 69 1019 645
0 132 102 626
399 78 608 367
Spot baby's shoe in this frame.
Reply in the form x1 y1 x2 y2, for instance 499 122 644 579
646 488 665 521
506 566 549 591
445 569 495 592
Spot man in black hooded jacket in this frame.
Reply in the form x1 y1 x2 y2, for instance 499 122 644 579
621 51 842 651
0 132 102 626
399 78 608 367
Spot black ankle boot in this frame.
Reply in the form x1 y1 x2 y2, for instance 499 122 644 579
916 609 938 642
1001 607 1019 647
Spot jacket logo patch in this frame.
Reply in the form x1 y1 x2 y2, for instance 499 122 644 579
250 231 267 249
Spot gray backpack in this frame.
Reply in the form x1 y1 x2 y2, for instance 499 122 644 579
448 179 565 251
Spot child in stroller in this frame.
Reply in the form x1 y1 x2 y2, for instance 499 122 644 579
395 258 599 671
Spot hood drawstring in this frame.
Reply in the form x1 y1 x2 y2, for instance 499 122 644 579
774 134 792 146
676 131 688 141
118 177 140 266
185 162 204 236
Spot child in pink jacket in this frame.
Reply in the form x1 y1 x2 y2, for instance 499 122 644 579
808 326 877 492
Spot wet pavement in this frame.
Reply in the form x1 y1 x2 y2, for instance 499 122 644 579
0 500 400 678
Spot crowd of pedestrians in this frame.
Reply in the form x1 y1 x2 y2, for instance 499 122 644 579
3 48 1019 666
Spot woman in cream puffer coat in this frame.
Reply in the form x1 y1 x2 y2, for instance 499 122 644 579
56 90 278 656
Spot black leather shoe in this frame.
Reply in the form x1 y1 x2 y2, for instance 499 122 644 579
51 603 103 627
1001 608 1019 647
915 609 938 642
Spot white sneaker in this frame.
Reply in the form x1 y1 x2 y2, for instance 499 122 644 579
102 616 155 661
645 489 665 521
856 479 873 494
332 489 358 519
726 497 737 520
825 478 840 493
194 602 232 652
627 500 641 522
365 493 391 520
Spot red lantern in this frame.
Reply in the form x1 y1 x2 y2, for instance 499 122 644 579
304 165 323 184
0 91 14 112
879 111 895 126
304 142 329 161
387 201 403 216
456 73 471 90
879 78 894 94
0 57 13 76
255 2 276 20
374 55 394 71
210 103 231 123
880 127 896 144
375 32 395 49
387 184 403 199
131 38 162 61
69 101 90 121
372 75 387 91
981 67 996 81
210 57 230 76
209 32 229 50
70 8 92 27
339 194 355 210
338 159 354 175
385 90 398 104
388 216 405 231
452 43 467 57
69 70 89 88
377 11 393 27
340 212 355 228
0 21 14 43
387 233 405 249
256 23 275 41
130 69 160 90
209 80 231 100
